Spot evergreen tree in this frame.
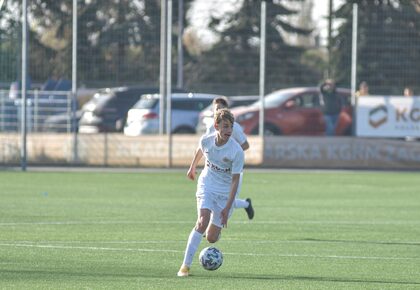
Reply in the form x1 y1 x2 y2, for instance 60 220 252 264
0 1 21 83
183 0 321 94
333 0 420 94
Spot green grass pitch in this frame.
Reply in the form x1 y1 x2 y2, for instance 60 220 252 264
1 170 420 289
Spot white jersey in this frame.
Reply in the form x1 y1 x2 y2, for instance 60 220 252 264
197 133 244 198
205 122 247 147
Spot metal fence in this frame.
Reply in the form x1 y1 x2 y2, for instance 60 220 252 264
0 90 73 133
0 0 419 168
1 1 419 92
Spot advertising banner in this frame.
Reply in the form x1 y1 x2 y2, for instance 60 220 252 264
356 96 420 137
263 136 420 170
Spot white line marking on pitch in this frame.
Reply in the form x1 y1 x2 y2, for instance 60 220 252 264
0 243 183 253
0 243 418 261
2 239 419 246
1 220 419 226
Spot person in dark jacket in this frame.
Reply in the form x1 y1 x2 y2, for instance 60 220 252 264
320 79 342 136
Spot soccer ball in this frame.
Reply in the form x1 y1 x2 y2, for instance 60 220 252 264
199 246 223 271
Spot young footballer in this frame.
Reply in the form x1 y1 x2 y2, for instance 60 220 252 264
177 108 244 277
205 96 254 219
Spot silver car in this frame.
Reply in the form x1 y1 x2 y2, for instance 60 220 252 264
124 93 221 135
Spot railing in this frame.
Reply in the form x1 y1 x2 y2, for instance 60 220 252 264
0 90 74 133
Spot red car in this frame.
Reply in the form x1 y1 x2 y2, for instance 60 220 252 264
231 87 352 136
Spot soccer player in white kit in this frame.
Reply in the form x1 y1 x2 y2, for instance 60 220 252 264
177 108 244 277
206 97 254 220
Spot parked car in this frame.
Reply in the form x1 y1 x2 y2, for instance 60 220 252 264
230 87 352 136
124 93 219 136
78 86 184 133
42 110 83 133
196 95 259 134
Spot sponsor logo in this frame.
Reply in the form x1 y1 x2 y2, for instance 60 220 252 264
206 160 231 173
368 104 420 129
369 105 388 128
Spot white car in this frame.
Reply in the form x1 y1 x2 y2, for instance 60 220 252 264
124 93 222 135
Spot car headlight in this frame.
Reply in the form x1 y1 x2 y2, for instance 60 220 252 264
236 112 255 123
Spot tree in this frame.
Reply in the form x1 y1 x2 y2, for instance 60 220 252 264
183 0 321 94
1 0 164 86
333 0 420 94
0 1 21 84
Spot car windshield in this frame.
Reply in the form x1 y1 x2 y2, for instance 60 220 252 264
249 91 296 108
132 95 158 109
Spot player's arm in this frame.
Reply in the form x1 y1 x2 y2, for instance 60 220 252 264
233 122 249 151
241 140 249 151
220 173 240 227
187 146 203 180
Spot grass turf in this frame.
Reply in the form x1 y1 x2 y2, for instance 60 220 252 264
0 170 419 289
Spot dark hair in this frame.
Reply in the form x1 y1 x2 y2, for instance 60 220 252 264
320 79 336 95
360 81 368 88
212 96 229 108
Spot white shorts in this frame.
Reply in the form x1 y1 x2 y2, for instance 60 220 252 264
197 194 235 228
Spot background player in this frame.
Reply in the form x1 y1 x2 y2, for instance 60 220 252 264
205 96 254 219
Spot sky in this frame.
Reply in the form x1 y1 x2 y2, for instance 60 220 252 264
312 0 345 43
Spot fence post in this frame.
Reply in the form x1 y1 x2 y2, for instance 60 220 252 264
351 3 358 136
20 0 28 171
72 0 78 163
259 0 266 139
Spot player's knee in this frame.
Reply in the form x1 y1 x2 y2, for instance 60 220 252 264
206 232 220 243
206 236 217 243
195 217 209 233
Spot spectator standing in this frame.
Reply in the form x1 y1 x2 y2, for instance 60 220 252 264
404 86 414 97
356 81 369 98
320 79 342 136
403 86 416 141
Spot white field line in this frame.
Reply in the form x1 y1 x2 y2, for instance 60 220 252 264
0 243 182 254
1 239 419 246
1 220 420 226
0 242 419 261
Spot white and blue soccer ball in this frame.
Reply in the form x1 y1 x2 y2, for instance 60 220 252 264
199 246 223 271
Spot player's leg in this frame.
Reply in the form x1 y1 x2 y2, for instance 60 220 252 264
205 223 222 243
178 197 212 277
205 195 235 243
234 172 247 208
233 173 254 219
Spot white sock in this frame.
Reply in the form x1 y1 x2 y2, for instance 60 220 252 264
182 229 203 267
234 198 249 209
